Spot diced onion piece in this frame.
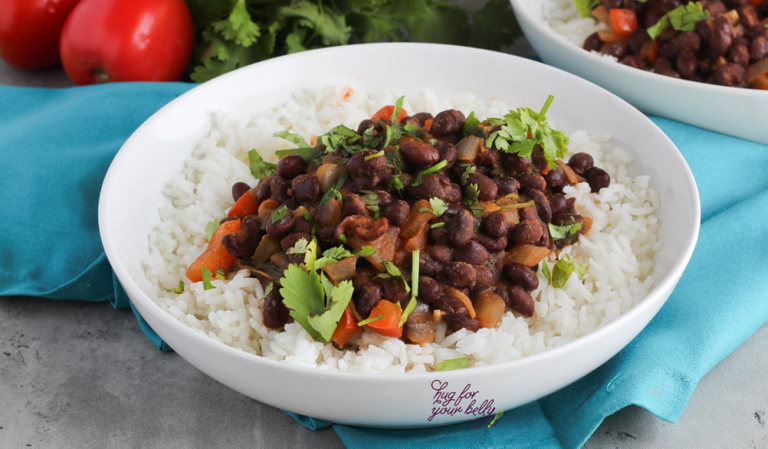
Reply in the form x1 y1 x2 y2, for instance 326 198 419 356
400 199 433 238
405 303 435 346
719 10 739 26
456 136 483 161
291 206 307 219
503 245 551 267
443 286 477 318
474 291 506 329
753 75 768 90
591 4 610 26
348 232 393 272
480 202 500 214
501 208 520 225
557 160 581 185
323 256 359 285
597 29 626 43
251 235 281 265
257 198 280 220
316 198 343 228
270 253 289 270
746 57 768 83
316 163 346 192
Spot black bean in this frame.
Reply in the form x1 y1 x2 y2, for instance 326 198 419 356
584 167 611 192
526 189 553 224
606 41 629 59
280 199 300 211
673 31 701 52
431 109 466 135
347 149 388 180
709 16 733 57
676 51 698 78
622 55 644 70
263 288 290 329
291 174 321 203
375 190 393 207
454 241 489 266
315 227 337 249
656 68 681 79
357 119 379 135
544 166 566 189
412 112 434 127
519 206 538 222
628 28 650 55
471 266 494 293
443 262 477 288
419 253 441 277
703 0 727 15
222 216 262 259
292 216 313 234
419 277 442 304
729 45 751 66
549 194 568 217
531 146 548 174
508 286 535 317
281 232 312 264
277 154 305 179
494 177 520 196
444 183 462 203
482 212 509 239
400 140 440 167
466 173 498 201
503 263 539 291
343 193 368 217
739 5 759 27
714 63 746 87
255 177 272 202
265 210 295 238
399 116 420 127
584 32 603 52
428 222 448 244
519 173 546 191
433 295 468 321
355 283 383 319
426 245 453 264
475 234 507 253
605 0 622 9
502 153 532 172
510 219 544 245
447 316 481 332
383 200 409 226
407 174 446 201
752 37 768 62
232 182 251 202
654 56 673 72
447 209 474 247
443 203 461 218
270 176 292 203
476 148 500 167
435 141 457 168
657 28 678 46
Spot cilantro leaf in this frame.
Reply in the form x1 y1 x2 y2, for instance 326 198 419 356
358 314 384 327
463 184 485 219
459 163 477 186
399 249 421 327
264 282 274 297
272 205 289 224
436 357 468 371
201 267 215 291
273 129 310 148
389 174 405 196
375 261 410 293
280 264 326 342
430 222 446 228
286 238 311 255
166 281 184 294
319 173 348 206
365 150 385 161
314 246 355 269
391 96 405 123
306 281 355 343
548 254 589 288
548 221 583 240
360 190 381 219
573 0 601 18
541 260 552 285
275 147 322 163
420 197 449 217
413 160 448 186
355 246 376 257
648 3 710 40
215 268 226 280
463 111 483 137
205 219 220 241
248 149 277 180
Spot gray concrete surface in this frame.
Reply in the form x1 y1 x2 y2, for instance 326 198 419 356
3 54 768 448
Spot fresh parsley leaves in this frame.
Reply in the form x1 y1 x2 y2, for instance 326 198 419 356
541 254 588 288
205 219 220 241
436 357 468 371
248 149 277 179
463 184 486 219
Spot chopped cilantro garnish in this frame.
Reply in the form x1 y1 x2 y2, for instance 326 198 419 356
338 234 348 244
430 222 446 229
548 221 583 240
436 357 468 371
248 150 277 180
275 146 322 163
390 96 405 123
463 184 485 219
413 160 448 186
166 281 184 294
279 264 355 343
273 129 310 148
355 246 376 257
542 254 588 288
271 205 289 224
459 163 477 186
264 282 274 297
358 314 384 326
205 219 220 241
201 267 215 291
399 250 420 326
573 0 601 18
286 238 311 255
314 245 355 269
486 95 568 170
303 210 315 224
389 174 405 195
319 173 348 206
647 2 710 40
420 197 449 217
360 191 381 218
215 268 226 280
375 261 410 293
365 150 385 161
462 111 484 137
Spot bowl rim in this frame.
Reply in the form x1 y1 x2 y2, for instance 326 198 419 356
100 42 702 381
508 0 768 98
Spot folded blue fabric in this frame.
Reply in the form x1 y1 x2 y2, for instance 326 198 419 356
2 84 767 448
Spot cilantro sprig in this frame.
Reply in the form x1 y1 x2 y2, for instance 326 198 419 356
314 246 355 269
486 95 568 170
463 184 486 219
573 0 601 18
541 254 588 289
647 2 710 40
248 150 277 179
413 160 448 186
420 197 449 217
375 261 410 293
548 221 583 241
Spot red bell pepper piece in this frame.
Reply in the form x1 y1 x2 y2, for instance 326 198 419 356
331 306 362 347
371 105 408 123
185 219 241 282
227 189 259 218
609 9 638 40
366 300 403 338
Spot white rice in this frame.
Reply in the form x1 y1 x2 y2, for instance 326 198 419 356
533 0 619 62
144 85 661 373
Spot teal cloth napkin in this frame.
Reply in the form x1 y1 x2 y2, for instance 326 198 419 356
2 83 767 448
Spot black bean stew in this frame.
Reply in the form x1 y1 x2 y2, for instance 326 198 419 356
580 0 768 89
189 100 610 347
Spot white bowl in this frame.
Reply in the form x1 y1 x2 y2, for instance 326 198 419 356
99 43 700 428
509 0 768 145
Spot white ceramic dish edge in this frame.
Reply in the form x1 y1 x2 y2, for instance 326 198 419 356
99 43 701 428
509 0 768 145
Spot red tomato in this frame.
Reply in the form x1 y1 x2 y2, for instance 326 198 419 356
59 0 193 85
609 9 638 40
0 0 82 70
